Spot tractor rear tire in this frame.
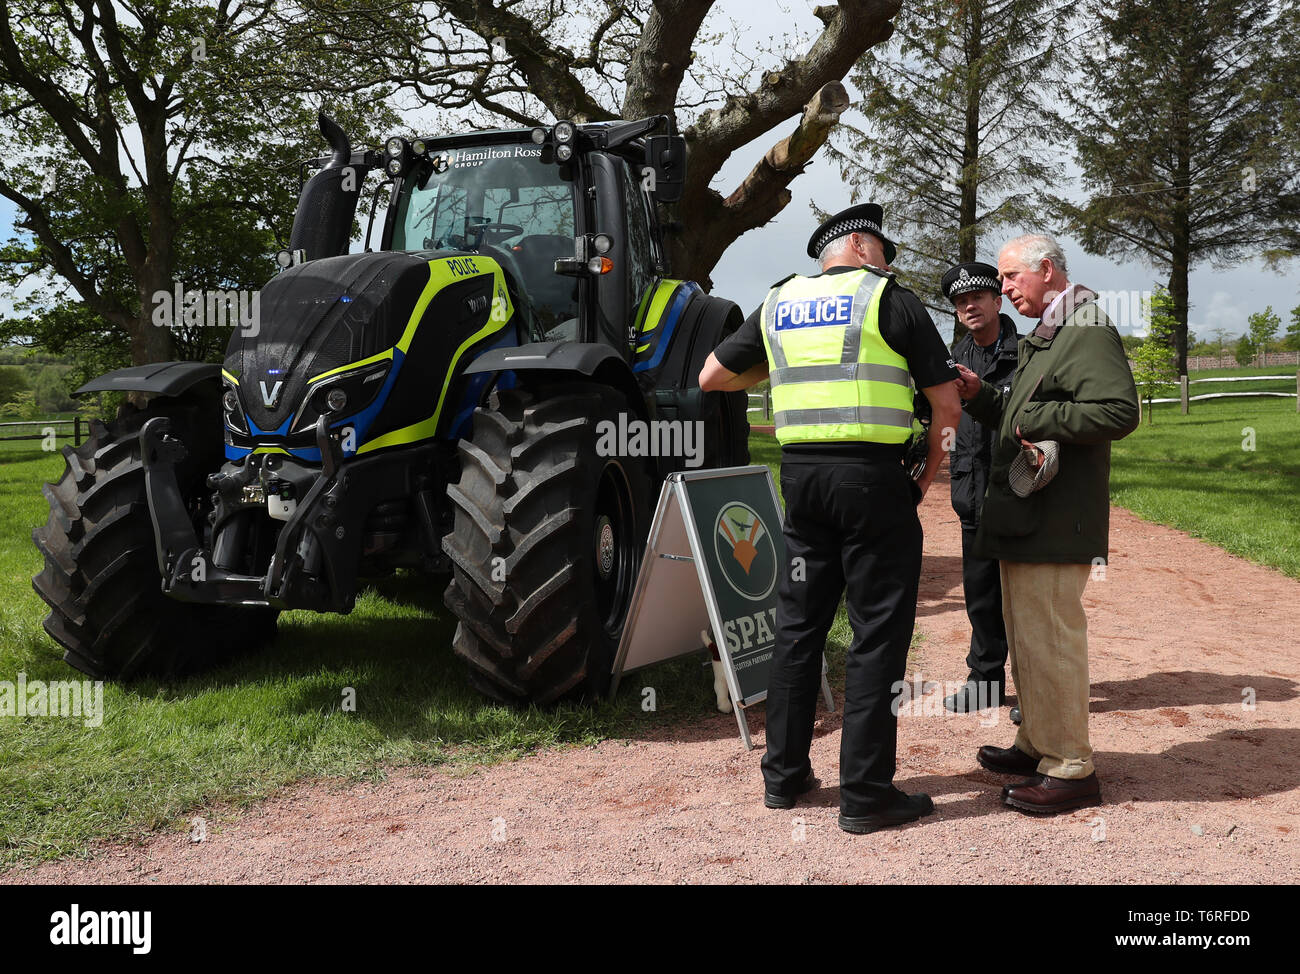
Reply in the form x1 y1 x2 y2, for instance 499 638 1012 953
31 392 278 680
706 388 750 469
442 383 650 704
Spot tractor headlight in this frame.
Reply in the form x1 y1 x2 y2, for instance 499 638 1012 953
553 120 576 144
386 157 403 177
291 361 391 436
385 137 405 158
222 385 249 435
555 143 573 162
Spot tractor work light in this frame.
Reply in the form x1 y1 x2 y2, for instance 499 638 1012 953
385 137 405 157
553 120 576 144
386 157 403 177
555 143 573 162
593 233 613 254
529 127 546 145
410 139 427 156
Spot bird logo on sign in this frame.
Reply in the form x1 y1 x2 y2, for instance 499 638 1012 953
713 502 777 601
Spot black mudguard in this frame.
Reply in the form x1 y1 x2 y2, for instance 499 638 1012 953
75 362 221 398
463 341 648 421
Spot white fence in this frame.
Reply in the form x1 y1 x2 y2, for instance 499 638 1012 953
1140 374 1299 410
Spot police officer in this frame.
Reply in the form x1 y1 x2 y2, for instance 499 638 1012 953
939 262 1020 717
699 204 961 835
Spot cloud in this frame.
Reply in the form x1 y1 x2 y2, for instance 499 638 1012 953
1193 289 1248 339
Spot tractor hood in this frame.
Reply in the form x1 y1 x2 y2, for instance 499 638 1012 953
224 250 519 457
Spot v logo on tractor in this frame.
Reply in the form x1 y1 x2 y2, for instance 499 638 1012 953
259 379 283 408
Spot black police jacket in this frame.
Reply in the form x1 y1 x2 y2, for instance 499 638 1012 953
950 313 1019 525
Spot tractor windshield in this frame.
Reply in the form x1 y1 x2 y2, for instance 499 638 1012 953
392 142 579 339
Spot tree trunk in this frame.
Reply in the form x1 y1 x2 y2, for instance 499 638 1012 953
129 272 177 366
952 1 984 344
1169 30 1193 376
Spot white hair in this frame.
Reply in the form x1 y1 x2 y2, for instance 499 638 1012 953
818 233 858 270
1003 233 1068 277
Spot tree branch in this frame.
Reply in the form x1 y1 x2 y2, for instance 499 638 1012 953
685 0 901 186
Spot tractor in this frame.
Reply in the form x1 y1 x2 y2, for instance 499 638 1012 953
31 113 749 704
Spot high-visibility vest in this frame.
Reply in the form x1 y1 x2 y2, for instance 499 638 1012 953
759 268 914 446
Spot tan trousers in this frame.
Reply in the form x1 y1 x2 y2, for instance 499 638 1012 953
999 561 1094 779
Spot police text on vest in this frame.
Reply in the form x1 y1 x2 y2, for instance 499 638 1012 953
773 295 854 330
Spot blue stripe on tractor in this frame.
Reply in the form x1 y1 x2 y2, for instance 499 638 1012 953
246 413 294 437
632 282 700 374
328 350 404 456
448 333 521 440
224 443 322 462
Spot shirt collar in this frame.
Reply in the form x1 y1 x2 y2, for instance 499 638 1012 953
1033 283 1097 340
1042 283 1075 322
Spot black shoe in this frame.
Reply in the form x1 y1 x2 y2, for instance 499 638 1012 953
839 791 934 834
763 767 819 810
976 743 1041 776
1010 706 1022 724
943 680 1004 713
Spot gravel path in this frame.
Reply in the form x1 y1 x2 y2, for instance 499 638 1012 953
6 470 1298 884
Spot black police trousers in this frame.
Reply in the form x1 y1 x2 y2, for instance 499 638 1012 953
761 457 923 814
960 521 1009 690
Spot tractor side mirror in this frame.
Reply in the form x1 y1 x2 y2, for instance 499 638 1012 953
645 135 686 204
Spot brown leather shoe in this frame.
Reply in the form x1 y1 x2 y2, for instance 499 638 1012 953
1004 772 1102 814
977 744 1041 776
1001 775 1042 800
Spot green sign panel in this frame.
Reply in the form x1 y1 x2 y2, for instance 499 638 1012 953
676 469 785 706
612 465 832 749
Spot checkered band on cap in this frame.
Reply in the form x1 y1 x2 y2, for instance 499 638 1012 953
813 218 883 256
947 273 999 297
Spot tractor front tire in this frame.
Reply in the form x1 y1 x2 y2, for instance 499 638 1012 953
32 394 277 680
442 383 650 704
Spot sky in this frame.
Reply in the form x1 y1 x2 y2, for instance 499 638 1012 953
703 2 1298 340
2 0 1294 342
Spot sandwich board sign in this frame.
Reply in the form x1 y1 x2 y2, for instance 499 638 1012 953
611 465 834 749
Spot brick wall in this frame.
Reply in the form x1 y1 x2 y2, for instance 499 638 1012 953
1185 351 1300 371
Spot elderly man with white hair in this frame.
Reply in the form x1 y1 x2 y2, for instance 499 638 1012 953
953 233 1139 815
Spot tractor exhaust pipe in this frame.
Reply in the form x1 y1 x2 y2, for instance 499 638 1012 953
288 112 369 262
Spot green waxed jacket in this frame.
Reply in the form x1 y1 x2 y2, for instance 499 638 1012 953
963 285 1140 565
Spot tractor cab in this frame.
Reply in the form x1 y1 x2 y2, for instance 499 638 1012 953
376 117 684 360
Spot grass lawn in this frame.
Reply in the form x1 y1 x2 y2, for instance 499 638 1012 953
0 441 747 867
1109 381 1300 579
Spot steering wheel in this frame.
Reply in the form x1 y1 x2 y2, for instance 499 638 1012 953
469 222 524 249
479 243 546 342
